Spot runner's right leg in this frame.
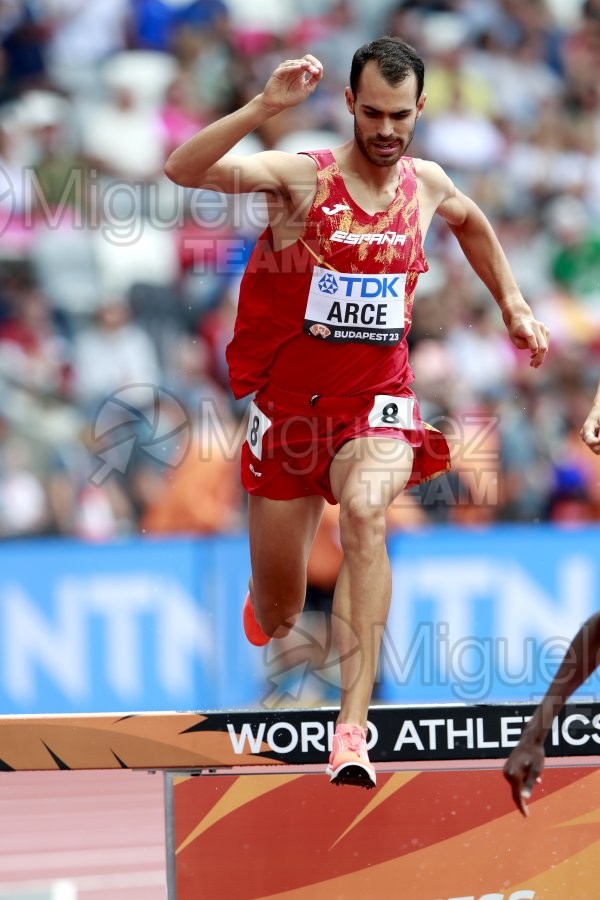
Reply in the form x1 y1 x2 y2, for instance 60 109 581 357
247 494 326 639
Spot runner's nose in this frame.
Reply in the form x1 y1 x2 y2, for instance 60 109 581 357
377 122 394 140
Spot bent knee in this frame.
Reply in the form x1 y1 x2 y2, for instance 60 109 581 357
339 495 387 551
253 588 305 638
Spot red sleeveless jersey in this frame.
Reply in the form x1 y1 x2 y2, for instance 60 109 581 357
226 149 428 399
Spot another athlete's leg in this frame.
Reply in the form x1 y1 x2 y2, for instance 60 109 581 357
329 437 413 725
248 494 325 638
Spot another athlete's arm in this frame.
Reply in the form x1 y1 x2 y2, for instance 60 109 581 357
503 612 600 817
418 160 549 368
581 381 600 454
164 55 323 194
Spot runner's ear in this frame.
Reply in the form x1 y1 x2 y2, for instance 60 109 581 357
344 87 354 115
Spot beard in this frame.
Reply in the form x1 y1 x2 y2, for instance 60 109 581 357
353 117 416 167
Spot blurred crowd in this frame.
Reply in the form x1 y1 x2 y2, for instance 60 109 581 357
0 0 600 541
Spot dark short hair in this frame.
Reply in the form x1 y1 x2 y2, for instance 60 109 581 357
350 37 425 99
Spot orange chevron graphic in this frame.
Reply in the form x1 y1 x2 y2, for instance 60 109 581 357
508 838 600 898
328 771 418 850
0 713 282 770
557 807 600 827
174 767 600 900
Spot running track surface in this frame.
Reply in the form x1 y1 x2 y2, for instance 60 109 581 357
0 770 167 899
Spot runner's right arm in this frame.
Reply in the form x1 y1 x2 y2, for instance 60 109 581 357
164 55 323 194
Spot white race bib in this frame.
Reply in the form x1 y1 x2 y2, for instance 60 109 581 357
304 265 406 345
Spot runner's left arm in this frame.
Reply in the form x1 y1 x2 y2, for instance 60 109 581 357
422 161 549 368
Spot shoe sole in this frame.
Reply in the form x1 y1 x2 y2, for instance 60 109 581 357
326 762 376 789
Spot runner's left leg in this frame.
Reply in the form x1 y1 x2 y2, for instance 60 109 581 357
329 436 413 726
325 436 413 786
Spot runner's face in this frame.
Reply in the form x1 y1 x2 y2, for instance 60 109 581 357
346 62 425 167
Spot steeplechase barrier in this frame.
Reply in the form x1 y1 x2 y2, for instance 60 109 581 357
1 702 599 899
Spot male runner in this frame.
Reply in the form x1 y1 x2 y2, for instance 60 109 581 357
504 382 600 816
165 37 549 788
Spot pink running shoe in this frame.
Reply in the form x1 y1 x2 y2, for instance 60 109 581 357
242 593 271 646
326 724 376 788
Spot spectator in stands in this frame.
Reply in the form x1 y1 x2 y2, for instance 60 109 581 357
72 294 161 413
1 0 600 538
0 410 51 537
131 0 229 52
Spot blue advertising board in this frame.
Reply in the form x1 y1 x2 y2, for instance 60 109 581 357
0 535 262 714
380 525 600 704
0 525 598 714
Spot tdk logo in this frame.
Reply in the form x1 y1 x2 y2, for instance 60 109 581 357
318 273 338 294
318 273 401 299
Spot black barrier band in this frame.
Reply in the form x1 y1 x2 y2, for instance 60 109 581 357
183 702 600 765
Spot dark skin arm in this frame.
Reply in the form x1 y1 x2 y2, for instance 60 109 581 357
503 611 600 816
580 381 600 454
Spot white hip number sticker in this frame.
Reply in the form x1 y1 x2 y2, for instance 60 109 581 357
368 394 415 429
246 400 272 460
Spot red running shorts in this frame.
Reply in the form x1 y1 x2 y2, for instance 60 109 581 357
240 382 450 505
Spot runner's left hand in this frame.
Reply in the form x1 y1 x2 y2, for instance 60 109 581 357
505 314 549 368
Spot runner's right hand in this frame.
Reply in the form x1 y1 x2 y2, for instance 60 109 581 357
260 55 323 114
